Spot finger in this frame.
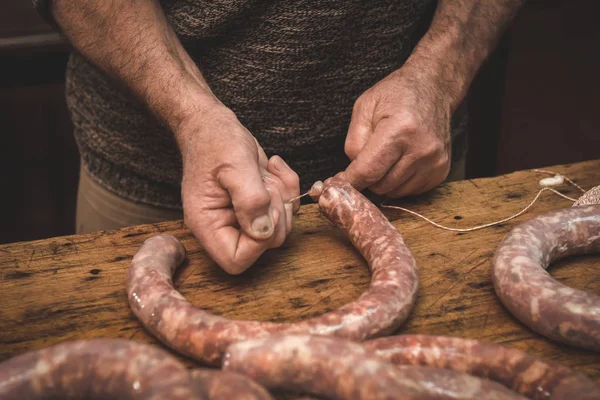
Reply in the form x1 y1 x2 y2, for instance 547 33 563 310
261 172 292 235
344 96 374 160
183 204 265 275
218 161 275 240
191 185 284 275
254 138 269 169
367 155 416 195
386 168 439 198
264 179 288 245
388 154 450 198
207 222 273 274
338 117 403 191
268 155 301 215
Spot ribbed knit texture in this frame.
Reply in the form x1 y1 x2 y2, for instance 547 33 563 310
35 0 468 209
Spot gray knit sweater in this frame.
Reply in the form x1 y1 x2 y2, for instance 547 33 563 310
36 0 468 209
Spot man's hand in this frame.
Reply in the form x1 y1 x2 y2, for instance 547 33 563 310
341 64 452 198
49 0 301 274
178 106 300 275
340 0 526 197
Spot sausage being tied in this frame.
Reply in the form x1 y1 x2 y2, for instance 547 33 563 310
127 176 419 365
362 334 600 400
222 334 528 400
492 185 600 351
0 339 206 400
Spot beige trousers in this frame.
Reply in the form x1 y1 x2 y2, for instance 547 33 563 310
75 158 466 234
75 166 183 234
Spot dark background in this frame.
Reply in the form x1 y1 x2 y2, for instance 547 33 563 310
1 0 599 245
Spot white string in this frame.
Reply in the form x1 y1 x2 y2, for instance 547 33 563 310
286 191 311 204
286 169 589 232
382 188 577 232
380 169 588 233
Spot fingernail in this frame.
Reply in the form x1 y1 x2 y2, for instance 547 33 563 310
279 157 291 170
252 213 274 236
270 157 281 172
271 156 285 173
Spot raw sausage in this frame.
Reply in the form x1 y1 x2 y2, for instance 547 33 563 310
362 334 600 400
491 203 600 351
0 338 206 400
573 184 600 206
223 334 527 400
127 176 419 365
190 369 274 400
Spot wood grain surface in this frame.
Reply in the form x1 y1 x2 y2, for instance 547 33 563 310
1 160 599 384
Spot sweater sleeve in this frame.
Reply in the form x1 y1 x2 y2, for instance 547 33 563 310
32 0 59 28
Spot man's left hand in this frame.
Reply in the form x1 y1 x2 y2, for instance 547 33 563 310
339 63 453 198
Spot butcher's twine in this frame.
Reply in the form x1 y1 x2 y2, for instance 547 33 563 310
286 169 594 233
381 168 589 232
287 192 311 203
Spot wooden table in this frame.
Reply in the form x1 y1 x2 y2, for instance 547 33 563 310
1 160 599 383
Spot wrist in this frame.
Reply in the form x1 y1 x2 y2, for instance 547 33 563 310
403 32 479 113
174 101 236 160
163 82 223 133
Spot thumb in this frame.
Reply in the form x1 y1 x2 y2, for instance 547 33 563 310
219 163 275 240
339 118 401 191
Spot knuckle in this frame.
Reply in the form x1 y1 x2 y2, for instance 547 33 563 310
344 140 359 159
227 249 264 275
222 260 248 275
352 96 365 113
436 153 450 169
397 114 420 133
416 141 441 159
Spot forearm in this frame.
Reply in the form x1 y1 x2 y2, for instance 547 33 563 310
404 0 526 111
50 0 219 137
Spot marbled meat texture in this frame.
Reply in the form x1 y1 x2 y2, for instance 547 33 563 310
492 204 600 351
223 334 528 400
573 184 600 206
190 369 274 400
362 334 600 400
0 338 206 400
127 176 419 365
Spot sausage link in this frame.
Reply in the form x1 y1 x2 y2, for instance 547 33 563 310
190 369 274 400
127 176 419 365
222 334 527 400
0 339 206 400
573 184 600 206
362 334 600 400
491 205 600 351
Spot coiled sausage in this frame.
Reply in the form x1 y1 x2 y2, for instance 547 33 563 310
492 198 600 351
0 339 205 400
362 334 600 400
127 176 419 365
190 369 274 400
223 334 528 400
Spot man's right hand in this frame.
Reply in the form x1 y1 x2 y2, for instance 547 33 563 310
178 106 300 274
